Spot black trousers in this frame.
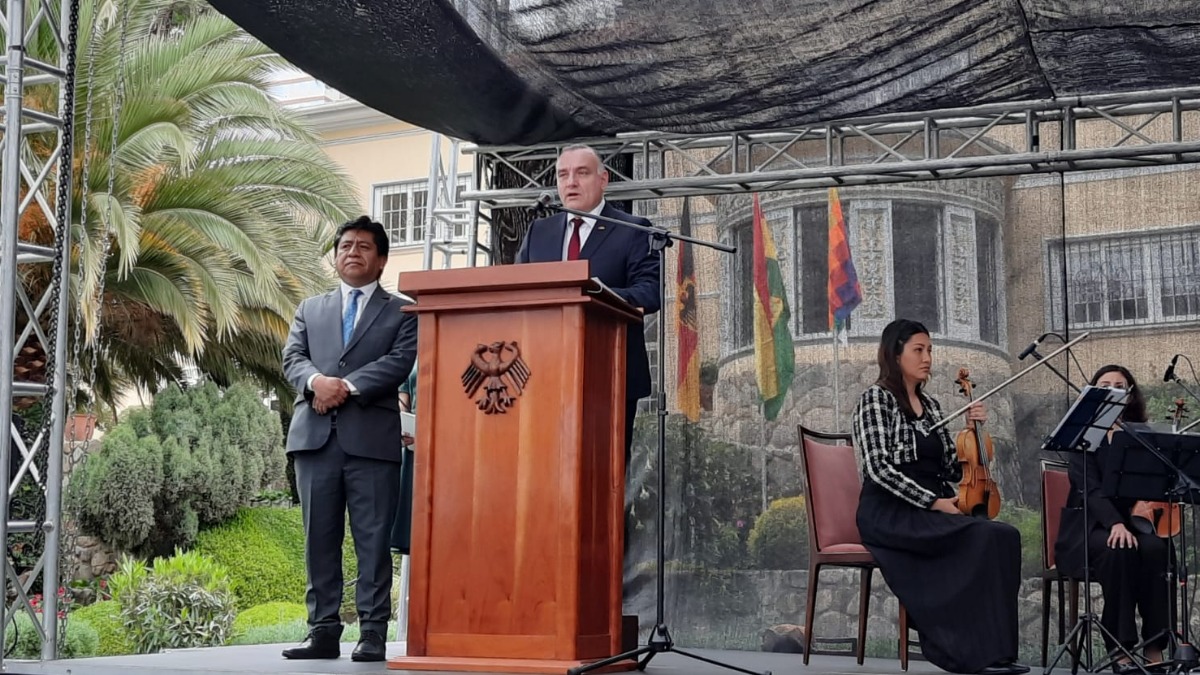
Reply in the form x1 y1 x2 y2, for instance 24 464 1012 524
1087 527 1172 652
292 431 401 635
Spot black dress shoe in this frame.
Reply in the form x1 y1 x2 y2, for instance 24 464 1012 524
282 626 341 660
351 629 386 662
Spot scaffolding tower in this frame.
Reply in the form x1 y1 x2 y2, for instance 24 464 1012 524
420 133 490 271
0 0 79 665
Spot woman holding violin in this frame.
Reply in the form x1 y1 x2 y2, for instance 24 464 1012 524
853 319 1027 675
1054 364 1171 670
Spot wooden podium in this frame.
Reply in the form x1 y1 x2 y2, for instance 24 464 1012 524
388 261 638 674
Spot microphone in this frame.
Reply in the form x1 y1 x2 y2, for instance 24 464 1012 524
526 192 557 214
1018 333 1047 361
1164 354 1181 382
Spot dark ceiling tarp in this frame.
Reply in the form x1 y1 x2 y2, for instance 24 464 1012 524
209 0 1200 146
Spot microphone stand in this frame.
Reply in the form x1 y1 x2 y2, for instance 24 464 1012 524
1025 344 1199 675
929 333 1091 433
530 200 764 675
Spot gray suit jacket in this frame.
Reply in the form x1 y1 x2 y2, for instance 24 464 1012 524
282 287 417 462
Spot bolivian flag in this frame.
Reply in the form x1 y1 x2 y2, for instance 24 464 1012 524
751 194 795 420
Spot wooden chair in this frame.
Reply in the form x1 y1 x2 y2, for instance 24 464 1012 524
798 424 914 668
1040 459 1084 668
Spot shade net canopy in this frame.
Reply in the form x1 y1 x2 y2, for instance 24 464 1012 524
211 0 1200 145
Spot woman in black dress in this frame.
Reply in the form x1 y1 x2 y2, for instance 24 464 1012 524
852 318 1027 675
1054 364 1170 671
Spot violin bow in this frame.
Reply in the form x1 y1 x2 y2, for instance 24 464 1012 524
929 332 1091 432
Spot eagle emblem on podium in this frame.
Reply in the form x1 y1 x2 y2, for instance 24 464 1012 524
461 341 531 414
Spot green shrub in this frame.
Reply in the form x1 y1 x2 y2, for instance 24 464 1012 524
233 602 307 636
998 502 1043 578
699 522 747 569
65 425 164 553
630 414 762 568
70 600 135 656
112 550 237 654
194 506 358 611
195 507 305 607
747 496 809 570
67 382 286 556
3 610 99 659
229 618 310 646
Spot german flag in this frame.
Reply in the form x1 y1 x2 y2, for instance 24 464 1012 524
676 197 700 422
752 194 795 420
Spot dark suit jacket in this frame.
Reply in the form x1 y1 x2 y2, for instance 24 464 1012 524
282 287 418 462
515 203 661 399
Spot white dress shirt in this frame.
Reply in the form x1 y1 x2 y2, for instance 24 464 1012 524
306 280 380 393
561 199 607 260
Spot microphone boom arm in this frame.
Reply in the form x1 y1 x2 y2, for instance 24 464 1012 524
535 198 737 253
929 332 1091 432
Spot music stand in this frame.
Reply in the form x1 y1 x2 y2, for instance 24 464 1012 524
1043 386 1127 456
1043 386 1140 675
1100 426 1200 673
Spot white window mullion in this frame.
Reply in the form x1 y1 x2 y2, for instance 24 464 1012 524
1144 239 1164 323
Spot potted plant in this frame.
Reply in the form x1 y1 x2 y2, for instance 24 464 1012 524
67 391 97 443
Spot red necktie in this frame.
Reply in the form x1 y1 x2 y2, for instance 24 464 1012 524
566 217 583 260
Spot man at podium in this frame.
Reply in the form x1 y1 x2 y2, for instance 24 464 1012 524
515 144 662 464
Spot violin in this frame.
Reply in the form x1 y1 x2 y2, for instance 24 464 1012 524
1130 399 1188 538
954 368 1001 519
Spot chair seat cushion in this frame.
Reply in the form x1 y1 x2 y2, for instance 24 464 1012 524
821 543 870 554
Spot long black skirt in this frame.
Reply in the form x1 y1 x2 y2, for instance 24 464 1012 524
857 483 1022 674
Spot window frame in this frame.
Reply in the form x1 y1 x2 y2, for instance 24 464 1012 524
372 175 473 247
1046 227 1200 332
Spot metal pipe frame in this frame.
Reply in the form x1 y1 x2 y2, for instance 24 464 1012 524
422 134 490 269
463 86 1200 205
0 0 75 664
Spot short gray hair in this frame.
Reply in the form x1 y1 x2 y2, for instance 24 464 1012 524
558 143 604 170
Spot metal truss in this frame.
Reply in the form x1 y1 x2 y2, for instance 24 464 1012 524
464 86 1200 206
420 134 492 270
0 0 78 663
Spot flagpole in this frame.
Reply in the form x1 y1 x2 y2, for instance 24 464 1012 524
832 327 841 432
759 402 768 512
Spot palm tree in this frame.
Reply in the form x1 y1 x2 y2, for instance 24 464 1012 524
16 0 359 408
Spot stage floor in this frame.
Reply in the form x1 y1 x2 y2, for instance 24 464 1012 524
4 642 949 675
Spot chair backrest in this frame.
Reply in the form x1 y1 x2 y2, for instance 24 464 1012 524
1041 459 1071 570
798 424 863 553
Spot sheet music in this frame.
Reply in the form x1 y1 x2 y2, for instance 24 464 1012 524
586 276 635 311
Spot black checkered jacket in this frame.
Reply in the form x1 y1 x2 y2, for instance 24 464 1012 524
851 383 961 509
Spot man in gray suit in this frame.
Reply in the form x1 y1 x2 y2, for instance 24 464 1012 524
281 216 417 662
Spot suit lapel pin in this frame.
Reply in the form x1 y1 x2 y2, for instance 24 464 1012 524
597 225 606 230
